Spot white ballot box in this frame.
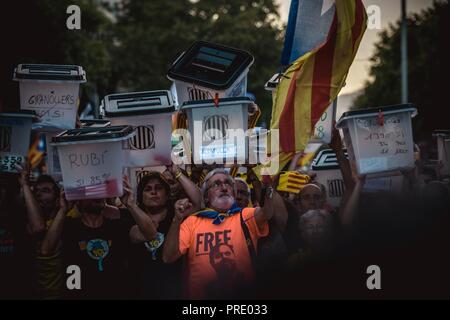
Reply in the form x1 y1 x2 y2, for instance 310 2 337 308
168 41 254 105
51 125 134 201
336 104 417 175
13 64 86 131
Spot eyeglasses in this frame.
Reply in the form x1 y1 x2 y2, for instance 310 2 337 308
209 180 233 190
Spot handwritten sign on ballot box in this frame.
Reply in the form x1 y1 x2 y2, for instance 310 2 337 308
336 104 417 175
51 126 134 201
13 64 86 131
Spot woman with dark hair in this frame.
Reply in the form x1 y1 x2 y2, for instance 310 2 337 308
122 169 201 299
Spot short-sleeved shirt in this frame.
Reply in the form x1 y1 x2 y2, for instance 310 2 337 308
179 207 269 299
35 210 81 300
122 208 182 299
61 217 132 299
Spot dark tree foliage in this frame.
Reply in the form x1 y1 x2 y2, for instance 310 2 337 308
115 0 284 125
0 0 284 126
353 0 450 141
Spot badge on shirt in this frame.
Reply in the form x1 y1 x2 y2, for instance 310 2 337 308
80 239 111 272
144 232 164 261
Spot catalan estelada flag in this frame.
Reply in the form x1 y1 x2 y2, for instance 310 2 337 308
28 133 46 169
270 0 367 165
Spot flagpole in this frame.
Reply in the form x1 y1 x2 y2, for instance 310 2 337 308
401 0 408 103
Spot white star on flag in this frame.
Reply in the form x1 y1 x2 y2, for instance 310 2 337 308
321 0 335 16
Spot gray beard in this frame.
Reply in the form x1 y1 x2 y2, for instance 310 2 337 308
210 195 234 212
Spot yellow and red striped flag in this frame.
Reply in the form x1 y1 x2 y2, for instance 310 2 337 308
28 133 46 169
270 0 367 168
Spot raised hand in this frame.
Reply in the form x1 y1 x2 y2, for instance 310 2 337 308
58 188 72 213
350 161 366 186
174 198 194 221
120 175 135 207
15 161 31 187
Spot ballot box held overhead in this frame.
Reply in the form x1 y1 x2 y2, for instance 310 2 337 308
13 64 86 131
167 41 254 105
100 90 176 168
0 111 37 173
51 125 134 201
311 149 346 209
181 97 252 165
44 119 111 181
336 104 417 175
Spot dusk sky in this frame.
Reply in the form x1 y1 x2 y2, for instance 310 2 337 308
276 0 435 95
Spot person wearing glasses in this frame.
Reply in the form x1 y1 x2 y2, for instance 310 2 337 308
163 168 286 299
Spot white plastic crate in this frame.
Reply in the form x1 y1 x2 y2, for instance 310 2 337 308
45 119 111 181
167 41 254 105
13 64 86 131
0 111 37 173
181 97 252 165
336 104 417 175
51 125 134 201
311 149 346 208
101 90 175 168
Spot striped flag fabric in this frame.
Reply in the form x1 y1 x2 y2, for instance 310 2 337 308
270 0 367 164
281 0 337 66
65 178 121 200
248 107 261 129
28 133 46 169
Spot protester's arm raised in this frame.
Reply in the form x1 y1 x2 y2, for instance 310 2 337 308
163 198 194 263
120 176 158 243
16 162 46 235
254 175 288 232
339 165 366 228
169 164 202 211
40 190 68 256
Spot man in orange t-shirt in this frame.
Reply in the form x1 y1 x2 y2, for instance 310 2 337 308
163 169 286 299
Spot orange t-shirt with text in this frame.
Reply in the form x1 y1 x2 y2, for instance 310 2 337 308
179 207 269 299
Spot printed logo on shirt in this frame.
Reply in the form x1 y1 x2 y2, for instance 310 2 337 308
195 230 232 256
144 232 164 261
79 239 111 272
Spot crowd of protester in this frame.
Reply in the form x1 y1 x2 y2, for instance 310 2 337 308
1 136 449 300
